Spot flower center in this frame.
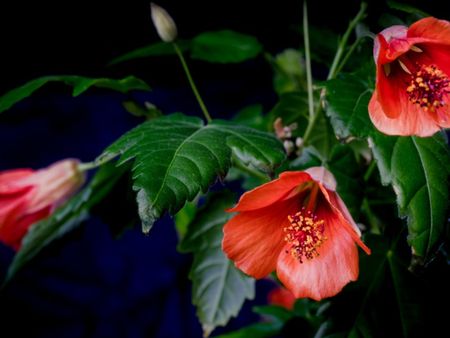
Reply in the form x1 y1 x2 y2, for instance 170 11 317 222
283 208 326 263
406 64 450 113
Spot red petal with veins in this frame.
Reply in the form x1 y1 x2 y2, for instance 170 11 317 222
369 90 443 136
277 202 359 301
227 171 311 212
223 196 300 279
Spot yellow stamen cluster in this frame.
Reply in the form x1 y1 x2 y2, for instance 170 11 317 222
406 64 449 113
283 209 326 263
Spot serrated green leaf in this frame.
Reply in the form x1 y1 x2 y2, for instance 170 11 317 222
0 75 150 114
191 30 262 63
324 74 374 139
369 133 450 257
108 40 191 65
4 162 127 284
179 192 255 337
102 114 285 232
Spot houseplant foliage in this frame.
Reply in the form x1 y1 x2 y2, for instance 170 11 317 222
1 1 449 337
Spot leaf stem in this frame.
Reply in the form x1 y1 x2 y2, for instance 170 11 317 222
327 2 367 80
78 153 117 172
173 42 212 122
303 1 314 121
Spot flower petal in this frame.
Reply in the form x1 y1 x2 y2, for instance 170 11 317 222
305 166 336 191
374 60 410 118
276 206 359 300
421 44 450 78
408 17 450 45
375 27 411 64
0 169 33 194
325 190 371 255
267 286 296 310
228 171 311 212
223 196 300 279
0 206 51 250
369 90 442 136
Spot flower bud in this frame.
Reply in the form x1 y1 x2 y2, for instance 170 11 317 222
0 159 85 250
150 3 177 42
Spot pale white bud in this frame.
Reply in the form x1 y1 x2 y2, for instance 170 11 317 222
150 3 178 42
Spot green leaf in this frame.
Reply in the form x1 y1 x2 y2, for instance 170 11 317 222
179 192 255 337
324 74 374 139
369 133 450 257
267 92 309 134
0 75 150 114
342 234 427 338
386 0 431 17
174 200 198 238
232 104 266 131
328 145 364 219
108 40 191 65
307 109 337 158
4 162 127 284
213 322 282 338
191 30 263 63
271 49 306 95
103 114 285 232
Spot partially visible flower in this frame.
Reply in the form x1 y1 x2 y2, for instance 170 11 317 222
0 159 85 250
369 17 450 136
150 2 178 42
268 286 296 310
222 167 370 301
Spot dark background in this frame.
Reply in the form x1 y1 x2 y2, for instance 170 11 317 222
0 1 449 337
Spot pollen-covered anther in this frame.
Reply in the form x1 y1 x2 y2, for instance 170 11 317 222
284 209 326 263
406 64 450 112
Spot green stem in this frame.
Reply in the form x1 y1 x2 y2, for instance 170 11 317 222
78 153 117 172
327 2 367 80
302 3 367 147
173 42 212 123
302 108 322 146
334 37 361 75
303 1 314 120
363 160 377 182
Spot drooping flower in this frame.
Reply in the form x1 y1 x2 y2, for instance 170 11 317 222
222 167 370 301
369 17 450 137
0 159 85 250
268 285 296 310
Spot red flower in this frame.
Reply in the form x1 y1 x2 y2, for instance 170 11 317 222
369 17 450 136
222 167 370 301
0 159 85 250
267 286 296 310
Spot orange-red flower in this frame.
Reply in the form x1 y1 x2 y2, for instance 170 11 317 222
267 286 296 310
222 167 370 301
369 17 450 136
0 159 85 250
